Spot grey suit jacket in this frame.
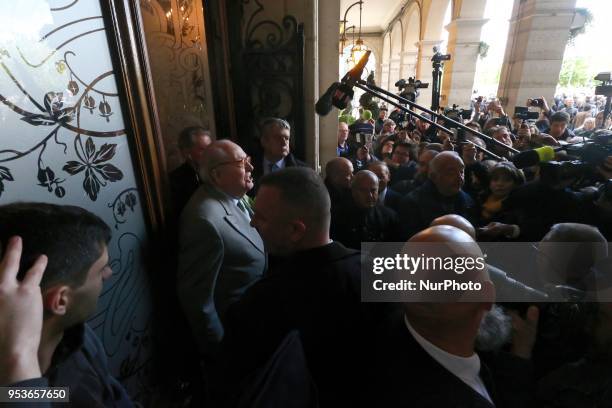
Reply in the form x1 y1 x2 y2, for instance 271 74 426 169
177 183 266 356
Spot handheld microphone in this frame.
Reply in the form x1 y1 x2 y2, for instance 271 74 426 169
510 145 556 168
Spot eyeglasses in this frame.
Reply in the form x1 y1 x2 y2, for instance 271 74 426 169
213 156 251 169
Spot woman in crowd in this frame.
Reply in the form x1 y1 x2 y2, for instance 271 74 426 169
476 162 525 240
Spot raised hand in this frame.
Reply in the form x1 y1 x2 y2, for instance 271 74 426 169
0 236 47 385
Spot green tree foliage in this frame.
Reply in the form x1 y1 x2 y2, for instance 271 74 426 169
558 57 593 88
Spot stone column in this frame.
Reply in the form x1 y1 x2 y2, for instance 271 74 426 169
388 57 402 90
400 50 419 80
381 62 391 90
415 40 443 108
440 17 488 108
497 0 577 115
318 0 339 172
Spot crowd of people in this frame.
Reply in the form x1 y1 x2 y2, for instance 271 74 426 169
1 103 611 407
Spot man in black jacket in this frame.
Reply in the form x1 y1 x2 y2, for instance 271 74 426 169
399 151 475 240
223 167 378 407
364 225 534 407
331 170 399 249
168 126 213 216
250 118 307 195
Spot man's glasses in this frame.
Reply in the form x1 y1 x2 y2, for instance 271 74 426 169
213 156 251 169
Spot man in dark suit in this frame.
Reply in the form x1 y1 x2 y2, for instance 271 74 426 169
168 126 213 216
368 161 402 212
330 170 399 249
365 225 534 407
250 118 307 194
399 151 475 240
324 157 354 223
178 140 266 359
223 167 378 407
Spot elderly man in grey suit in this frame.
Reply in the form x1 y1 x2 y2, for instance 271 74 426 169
177 139 266 359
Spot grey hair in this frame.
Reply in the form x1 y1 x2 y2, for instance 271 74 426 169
261 117 291 139
475 305 512 352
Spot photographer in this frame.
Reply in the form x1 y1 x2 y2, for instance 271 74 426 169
475 98 513 132
543 111 575 142
375 105 388 134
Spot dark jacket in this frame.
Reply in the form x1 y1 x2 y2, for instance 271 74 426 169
389 161 417 187
502 181 587 241
364 311 535 408
249 152 307 196
169 162 201 217
331 201 399 250
382 187 403 213
399 180 476 240
222 242 378 407
47 324 132 407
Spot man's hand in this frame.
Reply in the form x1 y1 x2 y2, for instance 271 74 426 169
0 236 47 385
540 96 550 113
508 305 539 360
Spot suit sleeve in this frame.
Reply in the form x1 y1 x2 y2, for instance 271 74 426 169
177 217 225 355
398 195 422 241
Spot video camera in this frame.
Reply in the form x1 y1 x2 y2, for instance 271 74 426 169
514 106 539 121
444 104 472 123
540 130 612 186
395 77 429 103
431 48 451 64
527 98 546 108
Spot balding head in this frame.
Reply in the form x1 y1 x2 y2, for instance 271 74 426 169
430 214 476 240
200 140 254 197
538 223 608 288
429 151 465 196
403 225 495 355
352 170 379 209
417 149 439 178
325 157 353 191
367 161 391 192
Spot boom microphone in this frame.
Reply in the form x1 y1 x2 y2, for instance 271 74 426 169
315 51 371 116
510 145 556 168
315 82 340 116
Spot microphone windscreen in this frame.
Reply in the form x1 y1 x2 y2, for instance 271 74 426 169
511 145 556 168
315 82 339 116
511 149 540 168
536 146 555 162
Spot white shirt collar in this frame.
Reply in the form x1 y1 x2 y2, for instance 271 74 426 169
404 314 493 404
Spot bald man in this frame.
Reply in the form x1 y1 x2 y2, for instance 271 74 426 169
367 161 402 212
178 140 266 359
330 170 399 249
325 157 354 214
431 214 477 239
365 226 533 407
399 151 475 240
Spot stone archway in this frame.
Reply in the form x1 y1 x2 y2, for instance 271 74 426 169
400 2 420 81
381 32 391 90
388 22 403 90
